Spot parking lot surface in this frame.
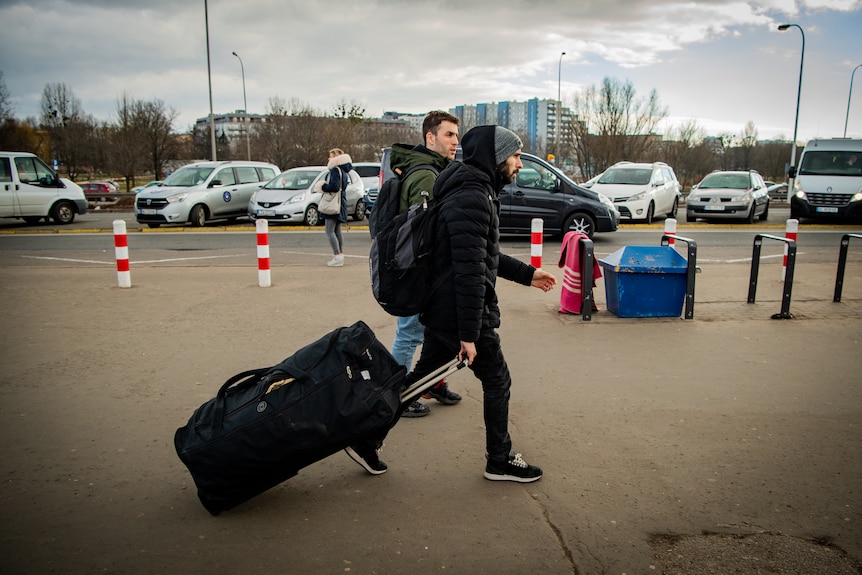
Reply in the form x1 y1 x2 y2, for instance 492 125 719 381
0 237 860 574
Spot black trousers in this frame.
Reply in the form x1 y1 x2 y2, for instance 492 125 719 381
357 327 515 463
409 327 514 462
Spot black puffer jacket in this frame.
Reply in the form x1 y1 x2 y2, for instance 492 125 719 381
421 125 535 343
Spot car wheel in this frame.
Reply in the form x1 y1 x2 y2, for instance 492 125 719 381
305 205 320 226
50 201 75 224
669 197 679 219
353 199 366 221
744 204 755 224
23 216 42 224
147 223 162 229
645 202 655 224
189 205 207 227
562 212 595 238
758 200 769 221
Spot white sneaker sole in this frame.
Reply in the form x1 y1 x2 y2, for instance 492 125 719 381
344 447 387 475
483 471 542 483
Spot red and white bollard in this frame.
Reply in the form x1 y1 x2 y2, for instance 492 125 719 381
113 220 131 288
664 217 677 247
783 219 798 280
256 219 271 287
531 218 543 268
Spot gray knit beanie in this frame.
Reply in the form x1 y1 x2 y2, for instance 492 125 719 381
494 126 523 165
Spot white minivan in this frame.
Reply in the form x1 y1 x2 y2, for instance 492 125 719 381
0 151 88 224
135 160 280 228
790 138 862 221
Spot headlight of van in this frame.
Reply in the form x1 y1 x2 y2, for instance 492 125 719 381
853 191 862 202
167 193 189 203
598 193 614 211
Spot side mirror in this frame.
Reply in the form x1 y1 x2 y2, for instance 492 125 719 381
787 165 797 178
209 179 222 188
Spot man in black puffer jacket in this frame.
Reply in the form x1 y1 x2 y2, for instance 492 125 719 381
345 125 557 483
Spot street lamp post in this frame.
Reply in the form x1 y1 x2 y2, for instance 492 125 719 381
204 0 217 161
556 51 566 164
232 51 251 160
778 23 804 203
844 64 862 138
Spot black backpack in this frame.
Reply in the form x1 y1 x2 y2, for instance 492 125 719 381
369 193 452 317
368 164 439 238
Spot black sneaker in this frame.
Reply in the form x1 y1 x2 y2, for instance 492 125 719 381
484 453 542 483
423 380 462 405
344 445 388 475
400 400 430 418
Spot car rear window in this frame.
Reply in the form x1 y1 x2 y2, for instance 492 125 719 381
355 165 380 178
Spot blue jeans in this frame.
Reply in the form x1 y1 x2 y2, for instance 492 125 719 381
391 314 424 370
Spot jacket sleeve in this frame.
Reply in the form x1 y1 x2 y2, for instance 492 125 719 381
320 167 341 193
447 189 492 343
400 170 438 212
498 253 535 286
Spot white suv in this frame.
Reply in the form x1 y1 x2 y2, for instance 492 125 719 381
589 161 681 223
135 160 279 228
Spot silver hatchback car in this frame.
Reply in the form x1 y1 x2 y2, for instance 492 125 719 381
248 166 366 226
686 170 770 223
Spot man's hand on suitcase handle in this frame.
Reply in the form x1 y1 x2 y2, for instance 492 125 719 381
459 341 477 366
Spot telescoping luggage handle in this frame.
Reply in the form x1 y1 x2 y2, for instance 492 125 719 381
400 357 468 405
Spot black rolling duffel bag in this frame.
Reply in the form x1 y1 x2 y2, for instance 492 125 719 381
174 320 406 515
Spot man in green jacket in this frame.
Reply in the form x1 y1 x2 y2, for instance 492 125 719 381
388 111 462 418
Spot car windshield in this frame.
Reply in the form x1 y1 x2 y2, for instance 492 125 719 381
163 167 214 187
597 167 652 185
265 170 321 190
799 151 862 176
699 173 750 189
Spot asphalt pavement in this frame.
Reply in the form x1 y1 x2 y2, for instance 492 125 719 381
0 216 860 574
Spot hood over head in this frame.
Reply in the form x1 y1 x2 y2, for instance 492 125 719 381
461 125 522 190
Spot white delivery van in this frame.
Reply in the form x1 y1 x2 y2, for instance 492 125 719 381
790 138 862 221
0 151 88 224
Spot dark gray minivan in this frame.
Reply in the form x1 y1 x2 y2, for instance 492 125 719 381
377 148 618 238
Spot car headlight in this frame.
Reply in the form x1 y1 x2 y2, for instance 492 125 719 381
598 193 614 210
794 190 807 200
628 191 646 201
250 191 258 203
852 191 862 202
167 193 189 203
288 193 306 205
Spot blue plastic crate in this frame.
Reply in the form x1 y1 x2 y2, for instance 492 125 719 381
598 246 688 318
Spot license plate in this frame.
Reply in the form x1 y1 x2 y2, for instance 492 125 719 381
816 206 838 213
140 209 157 215
704 205 725 211
257 209 276 217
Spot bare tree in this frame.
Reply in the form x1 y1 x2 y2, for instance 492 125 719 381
662 119 717 192
755 140 792 183
0 71 12 120
112 93 145 189
737 121 758 170
40 82 93 179
137 99 179 181
570 77 668 179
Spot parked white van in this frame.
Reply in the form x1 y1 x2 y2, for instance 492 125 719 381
790 138 862 221
135 160 280 228
0 151 88 224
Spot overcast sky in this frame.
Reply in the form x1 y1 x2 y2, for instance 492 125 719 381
1 0 861 143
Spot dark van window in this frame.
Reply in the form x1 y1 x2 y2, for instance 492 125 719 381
355 165 380 178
